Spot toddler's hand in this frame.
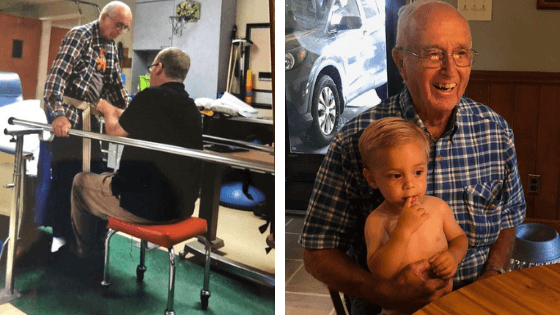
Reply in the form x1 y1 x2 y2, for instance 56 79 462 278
397 197 429 236
429 250 457 280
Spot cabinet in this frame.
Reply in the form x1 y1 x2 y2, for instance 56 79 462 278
131 0 237 100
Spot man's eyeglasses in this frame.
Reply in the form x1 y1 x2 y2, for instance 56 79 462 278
107 14 130 32
147 63 163 74
400 48 477 68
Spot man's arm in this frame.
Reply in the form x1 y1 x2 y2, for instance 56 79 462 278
479 227 515 280
44 29 83 136
478 129 525 280
97 99 128 137
43 28 86 117
303 248 448 310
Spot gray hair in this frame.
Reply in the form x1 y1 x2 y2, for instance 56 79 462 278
155 47 191 81
100 1 131 18
395 0 459 48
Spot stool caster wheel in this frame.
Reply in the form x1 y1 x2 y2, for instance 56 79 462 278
136 265 146 282
179 250 186 260
201 290 210 310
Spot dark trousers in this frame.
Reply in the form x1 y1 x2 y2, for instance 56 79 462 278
49 117 106 239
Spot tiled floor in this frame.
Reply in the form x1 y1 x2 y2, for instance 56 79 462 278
285 213 346 315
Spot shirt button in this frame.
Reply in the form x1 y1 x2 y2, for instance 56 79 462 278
437 155 442 162
489 204 496 210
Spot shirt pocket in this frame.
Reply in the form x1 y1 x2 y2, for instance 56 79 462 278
463 179 504 247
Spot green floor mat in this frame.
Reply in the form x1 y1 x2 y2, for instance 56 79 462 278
0 233 274 314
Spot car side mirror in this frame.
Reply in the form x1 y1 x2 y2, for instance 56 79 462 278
333 15 362 31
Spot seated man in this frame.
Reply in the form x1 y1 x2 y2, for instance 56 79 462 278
69 47 202 265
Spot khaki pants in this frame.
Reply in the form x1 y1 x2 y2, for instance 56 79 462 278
70 172 160 258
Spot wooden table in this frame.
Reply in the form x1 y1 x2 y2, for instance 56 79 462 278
414 263 560 314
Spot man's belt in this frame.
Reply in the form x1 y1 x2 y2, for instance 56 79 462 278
62 96 100 173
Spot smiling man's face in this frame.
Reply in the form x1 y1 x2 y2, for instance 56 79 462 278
398 4 472 116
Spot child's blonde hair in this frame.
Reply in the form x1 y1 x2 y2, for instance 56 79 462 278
359 117 431 168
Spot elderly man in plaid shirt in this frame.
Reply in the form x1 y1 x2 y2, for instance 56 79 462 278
43 1 132 253
300 1 526 314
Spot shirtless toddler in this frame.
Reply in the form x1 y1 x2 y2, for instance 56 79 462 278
359 117 468 314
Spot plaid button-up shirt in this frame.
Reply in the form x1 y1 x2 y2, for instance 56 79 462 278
300 86 526 289
44 20 129 126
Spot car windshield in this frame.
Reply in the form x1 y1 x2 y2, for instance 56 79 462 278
286 0 328 33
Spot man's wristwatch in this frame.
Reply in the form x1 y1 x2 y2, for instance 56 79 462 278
484 264 506 274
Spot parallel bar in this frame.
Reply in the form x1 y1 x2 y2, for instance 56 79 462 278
227 117 273 125
3 118 276 298
0 135 24 303
8 118 274 174
203 134 273 153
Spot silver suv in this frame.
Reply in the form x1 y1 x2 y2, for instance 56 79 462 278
286 0 387 147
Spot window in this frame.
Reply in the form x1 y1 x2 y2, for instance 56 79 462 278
12 40 23 59
286 0 388 154
360 0 381 19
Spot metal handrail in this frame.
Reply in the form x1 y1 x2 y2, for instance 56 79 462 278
203 134 274 153
7 118 274 174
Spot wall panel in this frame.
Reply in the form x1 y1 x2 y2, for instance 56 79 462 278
535 86 560 219
0 13 41 100
512 85 540 218
466 71 560 220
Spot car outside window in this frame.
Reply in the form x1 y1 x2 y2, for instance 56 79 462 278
286 0 388 154
329 0 360 26
360 0 380 19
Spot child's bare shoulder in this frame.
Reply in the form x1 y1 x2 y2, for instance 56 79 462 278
365 206 390 229
365 207 391 249
366 207 387 223
422 195 451 213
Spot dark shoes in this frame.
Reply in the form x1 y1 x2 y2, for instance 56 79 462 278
8 228 53 270
49 244 105 283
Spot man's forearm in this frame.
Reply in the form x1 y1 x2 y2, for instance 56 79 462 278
484 227 516 271
304 248 391 301
303 248 446 309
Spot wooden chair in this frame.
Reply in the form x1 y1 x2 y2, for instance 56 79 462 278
329 289 348 315
101 216 212 314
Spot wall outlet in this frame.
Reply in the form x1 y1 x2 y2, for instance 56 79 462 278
528 174 541 194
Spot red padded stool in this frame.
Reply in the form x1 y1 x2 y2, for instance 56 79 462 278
101 217 212 314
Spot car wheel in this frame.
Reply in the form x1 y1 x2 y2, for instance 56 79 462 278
307 75 340 147
375 82 388 101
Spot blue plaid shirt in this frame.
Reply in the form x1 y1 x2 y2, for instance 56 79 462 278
44 20 129 126
300 86 526 289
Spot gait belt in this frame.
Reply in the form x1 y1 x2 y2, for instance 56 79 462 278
62 96 101 173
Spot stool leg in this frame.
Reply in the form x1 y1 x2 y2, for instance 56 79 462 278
101 229 117 287
199 236 211 310
164 247 176 315
137 240 147 282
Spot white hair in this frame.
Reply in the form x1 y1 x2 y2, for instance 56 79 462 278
100 1 131 17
